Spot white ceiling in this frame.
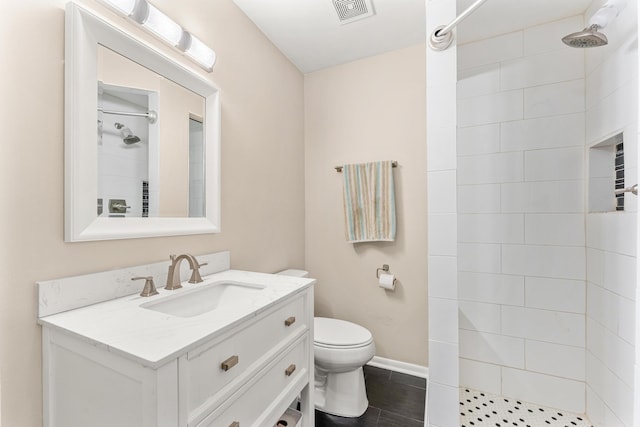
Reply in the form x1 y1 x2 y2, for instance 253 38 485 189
232 0 595 74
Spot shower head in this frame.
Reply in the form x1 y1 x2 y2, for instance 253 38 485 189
562 24 608 48
114 122 141 145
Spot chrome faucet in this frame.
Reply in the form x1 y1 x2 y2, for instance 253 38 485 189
164 254 208 290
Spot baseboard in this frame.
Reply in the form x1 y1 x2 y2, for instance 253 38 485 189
367 356 429 379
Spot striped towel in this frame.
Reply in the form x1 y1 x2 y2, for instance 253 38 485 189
342 161 397 243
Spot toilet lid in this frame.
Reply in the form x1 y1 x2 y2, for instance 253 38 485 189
314 317 373 347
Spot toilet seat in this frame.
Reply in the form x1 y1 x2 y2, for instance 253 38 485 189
314 317 373 348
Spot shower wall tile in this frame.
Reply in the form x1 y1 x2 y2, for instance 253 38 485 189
602 251 637 300
525 277 585 314
524 213 585 246
458 272 524 306
429 340 459 387
428 170 457 213
458 31 523 71
428 214 457 256
457 63 501 99
523 15 584 56
501 49 585 91
428 256 458 300
459 329 524 368
586 282 635 344
586 353 634 427
457 184 501 213
586 248 604 285
525 340 585 381
501 306 585 347
427 382 460 427
502 244 585 280
457 243 501 274
501 180 584 213
457 90 523 127
457 124 500 156
458 213 524 244
585 42 637 110
429 297 459 344
458 300 501 334
587 318 634 387
427 123 457 171
500 113 585 152
586 80 637 144
459 358 501 394
524 79 585 119
587 213 637 257
524 147 584 182
502 367 586 413
457 152 523 184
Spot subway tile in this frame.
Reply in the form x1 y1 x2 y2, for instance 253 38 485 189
586 247 604 285
524 147 584 182
459 329 524 368
586 318 635 388
428 170 456 214
457 184 501 213
586 81 637 144
459 358 501 395
428 256 458 300
524 15 584 56
502 244 586 280
428 214 457 256
458 31 523 70
457 124 500 156
502 367 585 413
458 243 501 273
458 272 525 306
524 79 585 119
586 40 637 110
525 213 585 246
500 113 585 152
428 340 459 387
501 305 585 346
586 385 607 427
457 63 501 99
603 251 637 300
427 124 456 171
458 90 523 127
501 49 584 91
457 152 523 185
525 340 585 381
458 213 524 244
459 300 501 334
525 277 585 314
427 382 460 427
501 181 584 213
429 297 459 344
586 212 637 256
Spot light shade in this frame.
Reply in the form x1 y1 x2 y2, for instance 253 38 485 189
185 34 217 71
142 3 184 47
102 0 137 15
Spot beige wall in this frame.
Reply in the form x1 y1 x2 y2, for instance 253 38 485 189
304 44 428 366
0 1 304 425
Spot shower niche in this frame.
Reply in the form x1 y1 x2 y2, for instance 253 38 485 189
589 132 626 212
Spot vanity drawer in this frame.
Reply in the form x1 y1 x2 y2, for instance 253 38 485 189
195 335 309 427
184 293 308 422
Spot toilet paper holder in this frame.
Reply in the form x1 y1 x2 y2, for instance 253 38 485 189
376 264 391 278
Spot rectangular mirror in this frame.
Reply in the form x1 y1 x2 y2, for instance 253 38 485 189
65 3 221 241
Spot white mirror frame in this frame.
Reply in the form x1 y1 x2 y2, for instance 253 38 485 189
65 3 221 242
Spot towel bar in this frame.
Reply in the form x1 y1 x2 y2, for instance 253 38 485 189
335 161 398 172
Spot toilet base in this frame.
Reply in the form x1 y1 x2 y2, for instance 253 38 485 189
315 366 368 417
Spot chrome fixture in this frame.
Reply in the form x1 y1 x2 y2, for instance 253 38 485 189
562 0 627 48
114 123 141 145
335 161 398 172
614 184 638 196
165 254 208 290
99 0 217 72
132 276 159 297
429 0 489 51
99 108 158 123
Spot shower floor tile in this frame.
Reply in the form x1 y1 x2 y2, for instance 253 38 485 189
460 388 592 427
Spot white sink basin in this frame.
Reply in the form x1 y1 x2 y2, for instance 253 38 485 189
140 281 266 318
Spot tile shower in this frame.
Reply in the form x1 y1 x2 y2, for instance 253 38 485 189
427 1 638 425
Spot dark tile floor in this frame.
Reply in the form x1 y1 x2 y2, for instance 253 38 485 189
315 365 426 427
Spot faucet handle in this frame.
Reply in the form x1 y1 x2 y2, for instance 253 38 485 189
132 276 159 297
188 259 208 284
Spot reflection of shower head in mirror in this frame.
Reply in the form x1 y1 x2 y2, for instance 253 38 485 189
114 122 141 144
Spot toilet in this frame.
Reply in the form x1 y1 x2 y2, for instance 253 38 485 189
277 269 376 417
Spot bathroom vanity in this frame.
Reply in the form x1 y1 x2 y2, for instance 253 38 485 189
38 253 315 427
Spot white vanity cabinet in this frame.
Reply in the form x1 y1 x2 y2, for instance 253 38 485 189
40 275 314 427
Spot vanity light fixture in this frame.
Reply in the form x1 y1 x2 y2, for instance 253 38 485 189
100 0 216 72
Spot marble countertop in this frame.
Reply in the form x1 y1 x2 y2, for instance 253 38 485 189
39 270 314 368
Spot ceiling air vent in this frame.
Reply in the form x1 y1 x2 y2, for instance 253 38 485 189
332 0 375 24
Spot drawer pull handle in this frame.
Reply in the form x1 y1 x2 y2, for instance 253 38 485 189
229 422 240 427
221 355 239 372
284 316 296 327
285 363 296 376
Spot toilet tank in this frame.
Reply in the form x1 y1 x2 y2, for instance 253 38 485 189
276 269 309 278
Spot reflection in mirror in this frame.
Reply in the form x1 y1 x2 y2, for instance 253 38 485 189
97 45 206 218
